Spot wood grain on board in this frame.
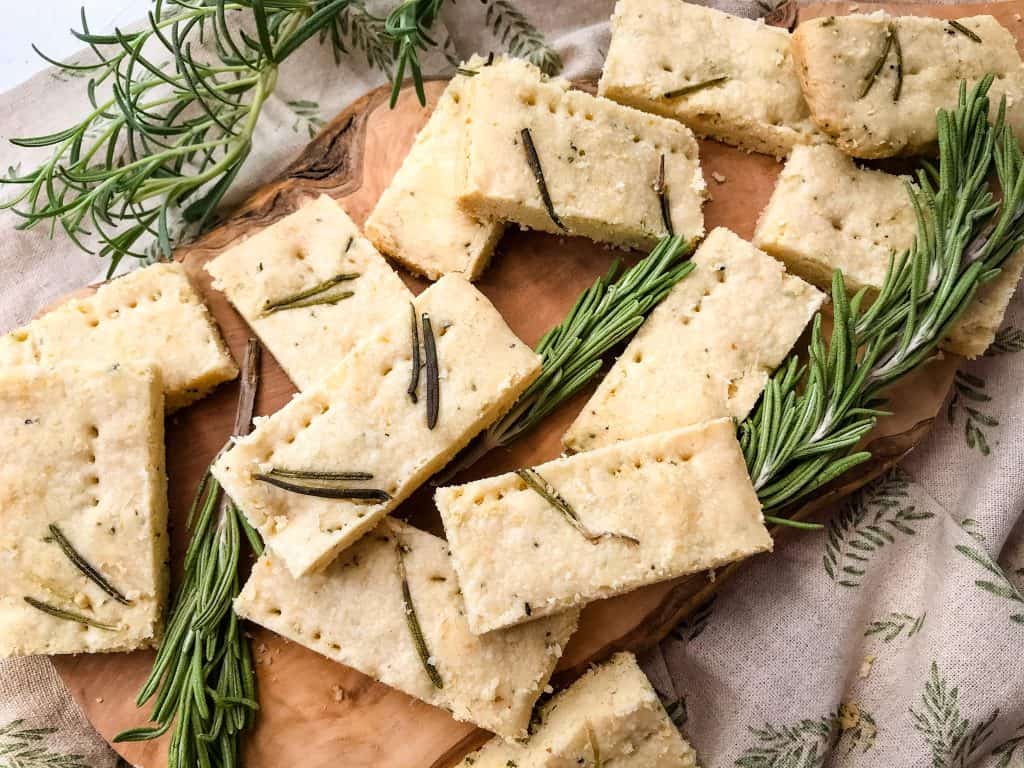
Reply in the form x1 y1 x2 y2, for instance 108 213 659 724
51 0 1018 762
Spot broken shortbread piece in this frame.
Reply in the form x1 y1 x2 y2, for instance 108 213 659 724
0 365 168 657
563 228 823 453
213 274 541 577
0 263 236 411
792 12 1024 158
206 195 412 390
235 518 578 739
365 61 504 281
599 0 823 157
458 57 705 249
458 652 698 767
437 419 772 634
753 144 1024 358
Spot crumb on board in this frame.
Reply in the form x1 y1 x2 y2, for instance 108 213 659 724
711 171 727 184
332 685 347 702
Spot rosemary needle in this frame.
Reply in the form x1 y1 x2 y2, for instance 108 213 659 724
515 468 639 546
663 75 729 99
408 303 420 404
891 26 904 103
48 524 130 605
254 473 390 502
859 25 895 99
23 596 116 631
521 127 566 231
422 313 440 429
262 273 359 315
948 20 982 43
265 469 375 481
654 154 674 237
395 536 443 689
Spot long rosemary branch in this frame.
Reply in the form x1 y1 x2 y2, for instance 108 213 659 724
742 75 1024 517
436 236 694 481
2 0 444 273
115 339 264 768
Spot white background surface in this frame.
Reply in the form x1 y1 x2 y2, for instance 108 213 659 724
2 1 149 92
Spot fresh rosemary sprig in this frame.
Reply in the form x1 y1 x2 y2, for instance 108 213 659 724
741 75 1024 520
47 523 131 605
2 0 444 272
394 535 443 688
436 236 693 481
254 468 390 501
521 127 566 230
115 339 264 768
23 596 117 631
515 468 639 545
663 75 728 99
261 272 359 314
386 0 445 107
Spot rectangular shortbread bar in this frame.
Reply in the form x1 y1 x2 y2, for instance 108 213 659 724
0 365 168 657
213 274 541 577
206 195 412 390
458 57 706 249
436 419 772 634
365 61 504 281
0 262 236 411
792 12 1024 158
563 228 824 453
753 143 1024 358
235 518 579 739
599 0 823 157
459 652 699 767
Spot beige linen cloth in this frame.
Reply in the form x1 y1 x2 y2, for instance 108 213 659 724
1 2 1022 767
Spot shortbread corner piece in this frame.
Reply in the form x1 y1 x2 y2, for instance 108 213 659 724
365 59 504 281
753 143 1024 358
564 227 824 453
205 194 412 390
213 274 541 577
0 262 236 411
459 652 699 767
0 364 168 657
599 0 823 157
437 418 771 634
235 518 579 739
458 56 705 250
792 13 1024 158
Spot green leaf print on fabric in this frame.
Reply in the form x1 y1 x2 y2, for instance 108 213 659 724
947 371 999 455
823 469 934 588
985 325 1024 356
480 0 563 75
736 715 840 768
287 100 327 139
0 719 89 768
991 724 1024 767
670 595 715 643
911 662 999 768
319 1 393 73
955 545 1024 625
865 611 926 642
838 703 877 755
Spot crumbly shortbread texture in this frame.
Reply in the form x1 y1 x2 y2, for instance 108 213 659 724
365 62 504 281
458 57 705 249
0 365 168 657
563 228 824 453
235 518 578 739
753 144 1024 358
792 13 1024 158
437 419 771 634
0 262 236 411
212 274 541 578
599 0 823 157
459 652 699 767
206 195 412 390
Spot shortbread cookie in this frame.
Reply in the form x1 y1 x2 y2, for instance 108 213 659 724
365 60 504 280
599 0 823 157
437 419 771 633
792 12 1024 158
0 263 236 411
235 518 578 739
458 57 705 249
206 195 412 390
459 652 699 767
564 228 824 453
753 144 1024 357
0 365 168 657
213 275 541 577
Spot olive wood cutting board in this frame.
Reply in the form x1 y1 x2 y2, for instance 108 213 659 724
52 1 1021 763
